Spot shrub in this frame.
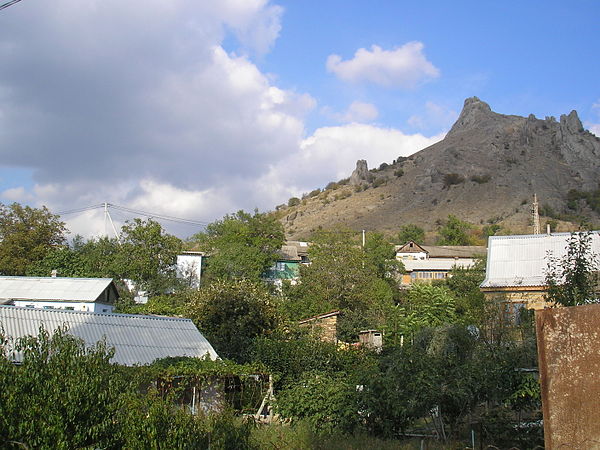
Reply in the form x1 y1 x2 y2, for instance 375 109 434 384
443 173 465 189
372 177 387 188
394 169 404 177
378 162 390 171
470 174 491 184
287 197 301 207
325 182 339 190
308 189 321 198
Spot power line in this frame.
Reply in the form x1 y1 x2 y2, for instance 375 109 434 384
56 202 209 227
0 0 24 11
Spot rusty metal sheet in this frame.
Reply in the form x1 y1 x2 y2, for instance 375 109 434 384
536 304 600 449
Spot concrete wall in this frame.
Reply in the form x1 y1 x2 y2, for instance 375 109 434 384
536 304 600 449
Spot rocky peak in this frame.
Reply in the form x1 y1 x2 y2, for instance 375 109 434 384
447 97 493 136
559 110 584 134
349 159 369 186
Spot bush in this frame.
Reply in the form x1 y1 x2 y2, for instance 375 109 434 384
372 177 387 188
443 173 465 189
394 169 404 178
276 372 359 434
378 162 390 171
288 197 301 207
308 189 321 198
470 174 491 184
325 182 339 191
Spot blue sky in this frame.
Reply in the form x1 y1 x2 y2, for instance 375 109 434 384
0 0 598 237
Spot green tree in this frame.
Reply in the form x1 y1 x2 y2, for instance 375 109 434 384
193 210 285 282
0 203 67 275
546 232 599 306
445 258 487 324
402 283 457 333
437 215 474 246
0 326 125 448
285 230 395 338
364 232 404 280
115 218 183 296
186 278 279 362
26 245 88 277
397 224 425 244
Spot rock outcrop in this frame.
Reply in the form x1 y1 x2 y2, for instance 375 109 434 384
278 98 600 239
349 159 369 186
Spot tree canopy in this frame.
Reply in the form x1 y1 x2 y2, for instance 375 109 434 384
0 203 67 275
187 278 279 362
546 232 600 306
192 210 285 282
436 215 474 246
397 224 425 244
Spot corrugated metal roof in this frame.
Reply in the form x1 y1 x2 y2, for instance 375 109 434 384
422 245 487 258
0 276 116 303
481 232 600 288
0 306 218 365
403 258 476 271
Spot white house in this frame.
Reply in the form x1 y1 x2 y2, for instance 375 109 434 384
177 251 204 289
480 231 600 312
396 242 486 286
0 276 119 313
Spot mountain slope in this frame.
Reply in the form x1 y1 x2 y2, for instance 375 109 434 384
277 97 600 239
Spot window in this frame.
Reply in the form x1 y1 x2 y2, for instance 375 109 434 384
502 302 526 325
102 309 108 313
43 306 53 310
64 307 75 311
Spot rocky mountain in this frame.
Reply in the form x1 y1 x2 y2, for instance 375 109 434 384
276 97 600 240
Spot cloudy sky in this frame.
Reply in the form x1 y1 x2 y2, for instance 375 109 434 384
1 0 599 238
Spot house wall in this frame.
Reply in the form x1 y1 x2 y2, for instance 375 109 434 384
12 300 114 313
177 254 203 289
299 315 338 343
481 287 548 311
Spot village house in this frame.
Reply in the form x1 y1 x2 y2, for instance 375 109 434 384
0 305 218 365
480 231 600 317
396 241 486 287
0 276 119 313
263 241 310 287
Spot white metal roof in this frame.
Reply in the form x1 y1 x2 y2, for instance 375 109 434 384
0 306 218 365
0 276 116 303
403 258 476 271
481 232 600 288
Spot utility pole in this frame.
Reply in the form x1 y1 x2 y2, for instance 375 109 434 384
103 202 122 244
531 194 540 235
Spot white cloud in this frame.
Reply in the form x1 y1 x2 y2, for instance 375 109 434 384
254 123 444 201
326 42 440 88
0 1 445 239
329 101 379 123
408 101 458 130
1 186 33 202
585 122 600 137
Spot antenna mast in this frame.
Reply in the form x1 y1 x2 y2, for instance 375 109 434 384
531 194 540 235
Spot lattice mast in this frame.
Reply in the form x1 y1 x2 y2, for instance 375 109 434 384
531 194 541 235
